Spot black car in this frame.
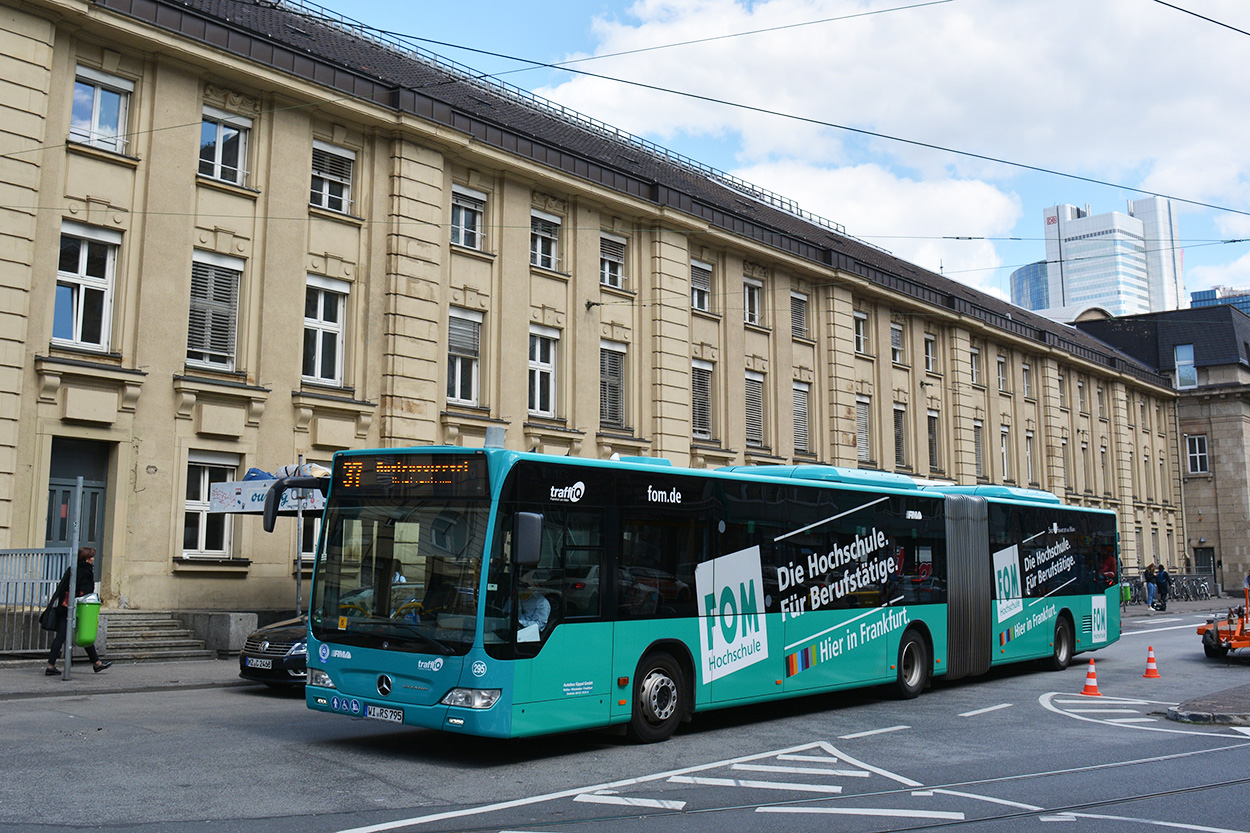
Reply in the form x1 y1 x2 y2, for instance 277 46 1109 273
239 616 307 687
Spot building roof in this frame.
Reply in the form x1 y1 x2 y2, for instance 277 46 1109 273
98 0 1170 388
1075 306 1250 372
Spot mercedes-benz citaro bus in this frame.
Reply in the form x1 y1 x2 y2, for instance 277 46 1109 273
264 446 1120 743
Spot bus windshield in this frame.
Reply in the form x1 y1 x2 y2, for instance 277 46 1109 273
310 498 490 655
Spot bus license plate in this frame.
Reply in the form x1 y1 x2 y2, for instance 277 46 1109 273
367 705 403 724
245 658 272 669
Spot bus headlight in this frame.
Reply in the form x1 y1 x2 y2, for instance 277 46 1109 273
308 668 336 689
441 688 501 709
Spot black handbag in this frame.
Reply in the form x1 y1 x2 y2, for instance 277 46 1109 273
39 600 58 631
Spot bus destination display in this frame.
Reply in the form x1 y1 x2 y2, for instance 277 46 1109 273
334 454 488 498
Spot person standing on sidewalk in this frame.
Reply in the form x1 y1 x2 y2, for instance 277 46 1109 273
1154 564 1171 612
1144 563 1157 609
45 547 112 676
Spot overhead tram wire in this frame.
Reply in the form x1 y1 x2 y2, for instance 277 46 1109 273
1150 0 1250 38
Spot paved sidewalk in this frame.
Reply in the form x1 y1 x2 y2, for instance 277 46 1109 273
0 656 253 701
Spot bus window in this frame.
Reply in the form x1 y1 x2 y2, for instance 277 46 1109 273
619 514 700 618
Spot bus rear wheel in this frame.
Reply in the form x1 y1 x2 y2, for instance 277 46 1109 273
627 652 685 743
1046 618 1073 671
893 630 929 699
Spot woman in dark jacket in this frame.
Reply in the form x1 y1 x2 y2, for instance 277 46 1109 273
45 546 112 675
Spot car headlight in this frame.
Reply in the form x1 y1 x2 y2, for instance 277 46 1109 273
441 688 501 709
308 668 336 689
288 641 307 657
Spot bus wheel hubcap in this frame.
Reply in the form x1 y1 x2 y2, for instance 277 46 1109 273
901 644 919 686
641 670 677 722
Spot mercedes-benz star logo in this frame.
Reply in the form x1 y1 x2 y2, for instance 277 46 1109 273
377 674 392 697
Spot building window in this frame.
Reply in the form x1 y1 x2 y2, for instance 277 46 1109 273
1128 450 1135 495
303 276 348 386
599 233 626 288
1175 343 1197 389
310 141 354 213
1021 363 1033 399
893 403 907 468
1061 437 1070 487
1100 446 1109 494
54 222 119 351
691 260 713 312
1057 371 1067 408
791 292 809 340
447 308 482 406
853 311 869 354
1081 441 1090 491
692 360 713 440
199 106 250 185
1140 399 1148 429
970 346 981 386
743 277 763 326
890 323 905 364
1187 434 1209 474
184 452 236 557
793 381 810 454
1097 386 1106 419
187 252 242 369
1077 379 1087 413
924 334 938 373
1000 425 1012 481
973 420 984 478
745 372 766 447
600 341 626 429
450 186 486 250
1144 452 1153 502
927 410 940 473
856 395 871 464
1025 430 1035 484
70 66 131 153
997 355 1009 392
528 326 558 417
530 210 561 271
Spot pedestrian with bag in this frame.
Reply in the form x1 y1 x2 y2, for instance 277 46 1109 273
1154 563 1171 612
44 546 112 676
1144 563 1157 609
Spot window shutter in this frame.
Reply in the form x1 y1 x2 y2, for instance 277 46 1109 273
448 314 480 358
600 349 625 427
793 385 809 452
974 422 984 477
745 377 764 445
312 146 353 182
188 261 238 364
600 237 625 263
692 366 712 438
856 398 870 463
791 295 808 339
691 264 711 294
893 406 906 467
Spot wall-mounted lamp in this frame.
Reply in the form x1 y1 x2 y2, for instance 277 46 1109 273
1199 536 1206 544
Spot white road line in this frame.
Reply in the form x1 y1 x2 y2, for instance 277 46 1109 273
1108 718 1157 724
1065 708 1142 714
1062 811 1250 832
1039 815 1079 822
1054 698 1154 705
959 703 1013 717
812 740 924 787
1124 622 1208 636
839 725 910 739
777 754 840 762
931 788 1042 811
332 740 842 833
668 776 843 794
732 763 868 777
1040 692 1246 738
574 794 686 810
758 807 965 820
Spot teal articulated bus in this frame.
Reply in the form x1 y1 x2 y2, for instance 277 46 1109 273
265 447 1120 743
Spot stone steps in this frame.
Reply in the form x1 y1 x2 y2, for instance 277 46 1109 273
100 610 216 662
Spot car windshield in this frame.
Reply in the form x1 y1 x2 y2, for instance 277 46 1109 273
310 498 490 655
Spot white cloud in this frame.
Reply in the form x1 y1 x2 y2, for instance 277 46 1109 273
1187 250 1250 297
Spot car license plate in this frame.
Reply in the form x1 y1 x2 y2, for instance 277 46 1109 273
366 705 403 724
245 657 272 670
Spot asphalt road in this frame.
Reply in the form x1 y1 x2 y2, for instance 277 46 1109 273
2 606 1246 833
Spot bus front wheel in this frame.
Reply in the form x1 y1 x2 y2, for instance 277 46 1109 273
893 630 929 699
1046 618 1073 671
627 652 685 743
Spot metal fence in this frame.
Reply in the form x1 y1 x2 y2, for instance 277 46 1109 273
0 549 73 654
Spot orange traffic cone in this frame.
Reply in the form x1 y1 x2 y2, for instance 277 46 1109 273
1080 658 1102 696
1143 646 1161 679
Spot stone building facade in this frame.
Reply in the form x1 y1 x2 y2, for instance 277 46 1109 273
1 0 1181 613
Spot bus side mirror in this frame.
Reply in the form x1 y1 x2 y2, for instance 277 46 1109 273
262 476 329 533
513 512 543 567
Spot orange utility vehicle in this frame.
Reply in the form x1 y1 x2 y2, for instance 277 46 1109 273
1199 587 1250 658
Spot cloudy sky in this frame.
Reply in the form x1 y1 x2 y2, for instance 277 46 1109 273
349 0 1250 302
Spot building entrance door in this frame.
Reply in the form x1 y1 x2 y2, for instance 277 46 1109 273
45 438 110 554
